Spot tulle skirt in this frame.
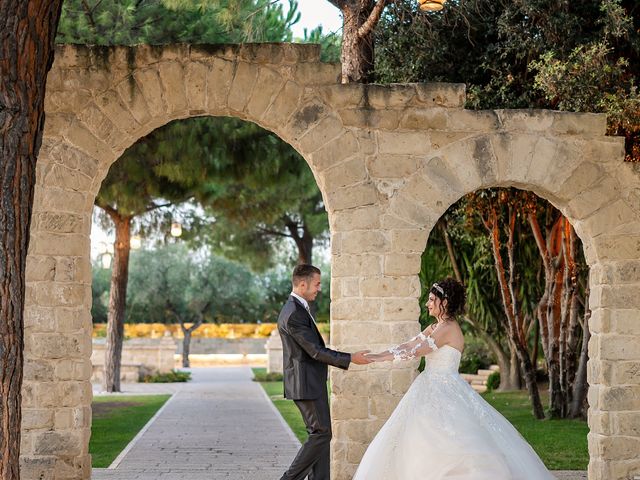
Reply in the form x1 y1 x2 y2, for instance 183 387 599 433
353 369 555 480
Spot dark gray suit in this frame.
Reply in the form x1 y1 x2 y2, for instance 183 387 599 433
278 295 351 480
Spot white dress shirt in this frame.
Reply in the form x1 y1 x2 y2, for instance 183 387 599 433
291 292 314 321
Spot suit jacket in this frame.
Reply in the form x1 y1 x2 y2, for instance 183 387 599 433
278 295 351 400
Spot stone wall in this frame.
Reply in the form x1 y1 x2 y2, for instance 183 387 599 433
91 337 176 383
22 43 640 480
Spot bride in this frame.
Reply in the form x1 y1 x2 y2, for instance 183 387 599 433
354 278 556 480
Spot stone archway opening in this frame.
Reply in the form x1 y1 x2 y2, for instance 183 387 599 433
418 185 593 469
23 42 640 480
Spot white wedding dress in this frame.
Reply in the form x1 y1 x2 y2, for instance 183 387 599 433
353 332 556 480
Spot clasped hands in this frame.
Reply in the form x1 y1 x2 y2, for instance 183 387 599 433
351 350 393 365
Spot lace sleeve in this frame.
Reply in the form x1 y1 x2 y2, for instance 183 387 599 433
387 331 438 361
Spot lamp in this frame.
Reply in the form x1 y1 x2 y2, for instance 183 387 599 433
130 235 142 250
170 222 182 238
101 253 112 269
419 0 446 11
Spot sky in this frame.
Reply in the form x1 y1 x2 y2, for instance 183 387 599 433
283 0 343 38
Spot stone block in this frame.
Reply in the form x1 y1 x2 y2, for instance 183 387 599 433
206 57 234 113
321 157 368 190
330 299 382 321
311 131 360 172
326 182 378 212
134 67 167 119
612 411 640 437
381 298 421 322
265 80 304 127
299 115 346 154
331 395 370 420
582 200 637 238
246 66 285 120
157 61 188 115
21 408 54 430
35 212 86 235
228 62 259 113
29 233 89 257
330 206 382 232
390 229 428 254
360 276 421 298
366 154 418 179
383 253 421 276
24 359 55 382
331 254 382 277
339 231 388 254
591 235 640 261
94 89 142 137
398 108 448 131
596 334 640 361
338 108 402 130
116 77 152 126
26 256 56 282
414 83 466 108
38 188 88 214
185 61 208 111
42 163 92 193
598 385 640 411
377 130 429 156
23 306 56 332
33 430 81 456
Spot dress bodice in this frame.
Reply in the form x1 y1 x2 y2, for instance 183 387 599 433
423 344 461 374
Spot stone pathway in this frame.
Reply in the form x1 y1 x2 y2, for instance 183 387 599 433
91 366 586 480
92 367 300 480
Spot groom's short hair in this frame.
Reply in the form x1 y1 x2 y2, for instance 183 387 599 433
292 264 321 286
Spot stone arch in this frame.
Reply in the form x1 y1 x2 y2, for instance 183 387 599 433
23 43 640 480
328 112 639 479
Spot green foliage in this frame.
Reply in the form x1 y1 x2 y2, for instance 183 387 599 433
486 371 501 392
126 243 264 323
58 0 297 45
459 335 495 374
252 370 283 382
142 369 192 382
374 0 640 160
301 25 341 62
91 260 111 324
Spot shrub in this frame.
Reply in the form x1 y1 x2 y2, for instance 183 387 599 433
253 371 284 382
486 371 501 392
142 370 191 383
459 336 495 374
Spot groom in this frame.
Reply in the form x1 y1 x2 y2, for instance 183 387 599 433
278 264 371 480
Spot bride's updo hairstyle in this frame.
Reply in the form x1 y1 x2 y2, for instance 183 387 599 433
429 278 466 318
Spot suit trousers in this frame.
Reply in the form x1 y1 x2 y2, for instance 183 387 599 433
279 388 331 480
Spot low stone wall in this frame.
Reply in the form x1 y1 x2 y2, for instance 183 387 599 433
91 337 176 383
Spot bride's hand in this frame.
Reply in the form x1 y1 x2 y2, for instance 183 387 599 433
364 352 393 362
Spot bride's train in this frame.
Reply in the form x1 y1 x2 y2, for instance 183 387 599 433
353 345 556 480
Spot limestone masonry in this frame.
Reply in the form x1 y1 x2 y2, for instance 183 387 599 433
23 43 640 479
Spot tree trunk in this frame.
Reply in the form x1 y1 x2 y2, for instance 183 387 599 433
0 1 62 477
332 0 388 83
569 289 591 419
286 220 313 265
179 314 205 369
484 206 544 418
182 331 191 368
103 214 132 392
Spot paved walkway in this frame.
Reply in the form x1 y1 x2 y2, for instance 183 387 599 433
92 367 300 480
92 366 586 480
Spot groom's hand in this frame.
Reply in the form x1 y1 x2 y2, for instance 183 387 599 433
351 350 373 365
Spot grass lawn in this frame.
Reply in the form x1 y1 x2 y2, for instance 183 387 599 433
257 371 308 442
252 368 588 470
483 390 588 470
90 394 171 467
